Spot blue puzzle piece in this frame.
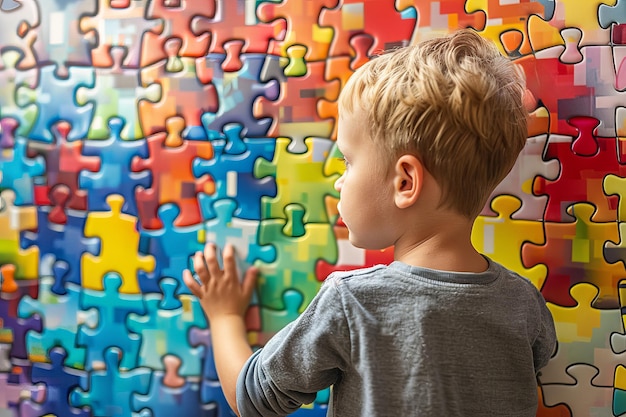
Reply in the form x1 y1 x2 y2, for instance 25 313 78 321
0 137 45 205
193 124 277 220
79 117 151 216
203 198 276 270
17 274 91 368
201 379 237 417
16 65 95 142
198 54 280 139
0 0 20 11
138 203 204 294
77 272 145 371
133 371 215 417
19 347 89 417
71 347 152 417
126 286 207 377
21 207 100 290
599 0 626 27
189 327 218 381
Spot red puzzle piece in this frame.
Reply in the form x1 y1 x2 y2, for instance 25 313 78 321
27 121 100 214
522 203 624 309
319 0 414 57
257 0 338 60
140 0 216 67
131 116 215 229
533 116 626 222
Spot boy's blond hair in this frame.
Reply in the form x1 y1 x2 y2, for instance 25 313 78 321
339 29 528 219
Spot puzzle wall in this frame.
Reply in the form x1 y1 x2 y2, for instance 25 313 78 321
0 0 625 415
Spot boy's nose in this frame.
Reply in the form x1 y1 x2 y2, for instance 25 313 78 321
334 173 344 192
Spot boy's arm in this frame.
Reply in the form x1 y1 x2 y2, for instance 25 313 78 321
183 243 258 416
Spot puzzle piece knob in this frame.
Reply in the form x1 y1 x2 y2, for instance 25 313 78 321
0 264 17 293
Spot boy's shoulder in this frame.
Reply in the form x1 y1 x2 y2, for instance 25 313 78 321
324 264 389 284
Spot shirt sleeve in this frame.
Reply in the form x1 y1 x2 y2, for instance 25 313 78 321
236 275 352 416
532 291 557 372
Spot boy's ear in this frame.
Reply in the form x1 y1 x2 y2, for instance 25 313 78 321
393 155 423 209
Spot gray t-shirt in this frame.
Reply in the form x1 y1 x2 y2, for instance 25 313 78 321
236 259 556 416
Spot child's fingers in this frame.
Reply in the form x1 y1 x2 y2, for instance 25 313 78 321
203 243 222 278
221 244 237 278
182 269 202 298
242 266 258 303
192 252 210 285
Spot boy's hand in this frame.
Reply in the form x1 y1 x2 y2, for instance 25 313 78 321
183 243 258 322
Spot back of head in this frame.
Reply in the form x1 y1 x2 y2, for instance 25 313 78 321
339 29 528 219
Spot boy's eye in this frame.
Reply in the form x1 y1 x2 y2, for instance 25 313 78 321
339 157 348 166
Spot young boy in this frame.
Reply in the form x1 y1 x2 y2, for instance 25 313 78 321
183 29 556 416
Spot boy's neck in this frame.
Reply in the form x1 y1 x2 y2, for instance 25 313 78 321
392 216 488 274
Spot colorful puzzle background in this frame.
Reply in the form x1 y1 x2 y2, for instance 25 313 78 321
1 0 625 415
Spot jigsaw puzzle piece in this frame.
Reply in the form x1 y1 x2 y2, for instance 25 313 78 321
528 0 614 52
132 116 214 229
133 354 214 417
318 36 373 141
26 121 100 211
320 0 417 58
517 45 626 138
126 280 207 376
603 175 626 269
76 48 162 139
0 364 36 416
18 346 89 417
0 277 40 360
77 272 145 371
0 264 17 294
201 198 276 275
17 273 91 367
79 0 162 68
137 202 204 294
522 203 624 309
541 364 612 417
256 203 337 311
28 1 97 76
465 0 553 56
78 117 151 216
193 124 277 221
0 117 18 149
254 137 340 223
0 0 39 70
0 136 45 206
140 0 216 67
257 58 339 152
21 207 99 290
71 346 152 416
196 53 280 140
256 0 337 61
190 0 285 59
139 55 218 139
538 283 624 387
472 195 547 289
533 117 626 223
395 0 486 43
0 190 38 279
0 52 38 136
82 194 155 293
16 65 95 142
